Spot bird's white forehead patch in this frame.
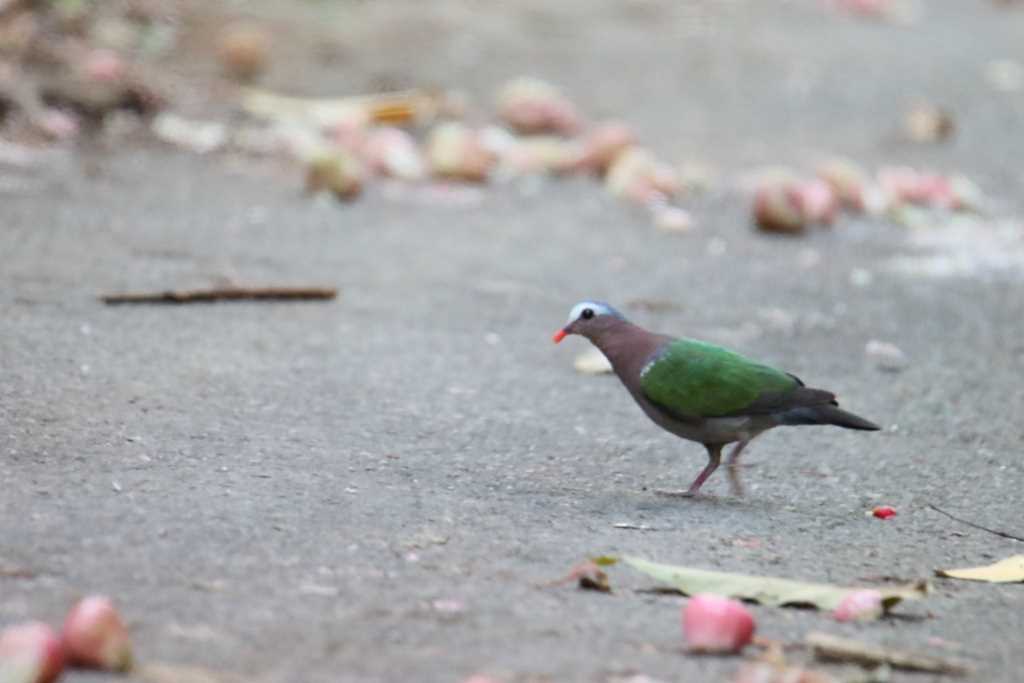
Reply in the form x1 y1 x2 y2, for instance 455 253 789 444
567 301 613 324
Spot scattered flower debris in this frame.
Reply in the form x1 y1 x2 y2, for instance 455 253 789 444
426 122 495 182
62 596 132 672
575 120 636 175
496 77 581 136
878 166 952 210
682 594 755 654
241 87 448 129
82 49 127 84
796 178 839 225
605 146 679 206
360 127 426 181
0 621 65 683
36 108 79 140
816 158 869 212
748 159 988 235
499 135 582 176
833 589 885 621
305 151 364 200
753 178 813 234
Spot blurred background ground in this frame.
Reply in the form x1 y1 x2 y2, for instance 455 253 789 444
2 1 1024 682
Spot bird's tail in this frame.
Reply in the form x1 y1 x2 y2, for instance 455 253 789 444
780 404 881 431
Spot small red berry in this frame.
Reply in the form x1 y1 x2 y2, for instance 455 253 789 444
872 506 897 519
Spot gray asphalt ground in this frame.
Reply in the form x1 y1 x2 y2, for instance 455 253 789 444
3 1 1024 681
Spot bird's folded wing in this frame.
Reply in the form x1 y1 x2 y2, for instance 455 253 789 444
639 338 812 419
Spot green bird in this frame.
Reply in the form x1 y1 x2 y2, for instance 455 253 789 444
553 301 880 496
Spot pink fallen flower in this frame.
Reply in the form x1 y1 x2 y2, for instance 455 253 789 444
914 174 955 210
496 77 581 136
324 108 371 153
682 594 755 654
877 166 954 209
501 136 584 176
426 122 496 182
795 178 839 225
833 589 885 622
605 146 679 206
61 596 132 672
575 121 637 174
817 158 868 211
306 151 365 201
753 181 806 234
82 49 127 83
0 621 65 683
36 109 80 141
360 127 425 181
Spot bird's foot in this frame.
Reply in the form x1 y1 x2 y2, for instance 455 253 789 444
727 465 746 498
653 488 699 498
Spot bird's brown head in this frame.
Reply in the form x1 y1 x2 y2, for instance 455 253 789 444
553 300 627 343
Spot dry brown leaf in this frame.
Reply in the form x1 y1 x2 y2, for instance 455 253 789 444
807 632 969 675
544 559 612 593
936 555 1024 583
904 103 955 143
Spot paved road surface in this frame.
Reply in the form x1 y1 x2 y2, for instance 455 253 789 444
3 2 1024 681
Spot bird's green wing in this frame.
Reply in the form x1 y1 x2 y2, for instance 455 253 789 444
639 338 800 418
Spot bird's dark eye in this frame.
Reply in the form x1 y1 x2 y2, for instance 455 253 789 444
581 308 595 320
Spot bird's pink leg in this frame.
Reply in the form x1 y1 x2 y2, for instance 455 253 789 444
726 439 752 497
655 444 722 498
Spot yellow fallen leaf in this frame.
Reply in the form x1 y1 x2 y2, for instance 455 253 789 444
622 556 927 617
936 555 1024 583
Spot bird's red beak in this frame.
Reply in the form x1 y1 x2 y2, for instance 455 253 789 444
552 328 568 344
